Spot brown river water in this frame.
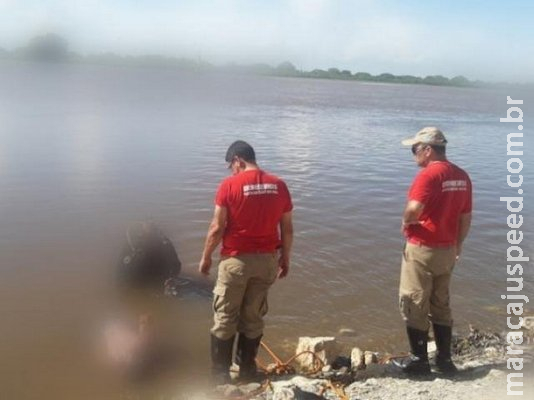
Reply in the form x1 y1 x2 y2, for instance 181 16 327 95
0 64 532 398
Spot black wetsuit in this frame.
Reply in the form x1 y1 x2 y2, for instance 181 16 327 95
117 234 181 289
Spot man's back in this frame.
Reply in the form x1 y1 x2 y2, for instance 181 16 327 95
216 169 292 256
406 160 472 246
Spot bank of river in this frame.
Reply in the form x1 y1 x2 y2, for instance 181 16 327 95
178 325 534 400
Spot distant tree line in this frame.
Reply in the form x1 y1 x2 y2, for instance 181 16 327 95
222 61 482 87
0 33 484 88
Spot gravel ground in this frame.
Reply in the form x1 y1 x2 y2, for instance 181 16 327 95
177 328 533 400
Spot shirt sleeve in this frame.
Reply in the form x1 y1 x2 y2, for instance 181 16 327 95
215 180 229 208
408 170 435 205
279 180 293 213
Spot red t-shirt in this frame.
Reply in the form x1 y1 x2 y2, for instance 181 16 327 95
215 169 293 256
405 161 472 247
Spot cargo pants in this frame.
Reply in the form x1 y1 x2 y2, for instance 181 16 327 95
399 242 457 332
211 253 279 340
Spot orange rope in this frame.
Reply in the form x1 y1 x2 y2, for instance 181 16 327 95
325 380 349 400
228 341 408 399
257 341 324 375
378 352 410 364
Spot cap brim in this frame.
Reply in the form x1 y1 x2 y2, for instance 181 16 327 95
401 138 419 146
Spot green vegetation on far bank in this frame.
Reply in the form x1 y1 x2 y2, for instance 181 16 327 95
223 61 482 87
0 33 488 88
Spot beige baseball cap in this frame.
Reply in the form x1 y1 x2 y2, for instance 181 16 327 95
401 127 448 146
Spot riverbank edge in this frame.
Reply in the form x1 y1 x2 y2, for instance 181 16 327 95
184 325 533 400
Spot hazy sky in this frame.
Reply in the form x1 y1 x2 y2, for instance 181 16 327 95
1 0 533 81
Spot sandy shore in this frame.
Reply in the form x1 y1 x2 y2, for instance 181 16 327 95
176 326 533 400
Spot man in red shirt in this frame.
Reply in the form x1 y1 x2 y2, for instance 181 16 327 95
199 140 293 383
393 127 472 376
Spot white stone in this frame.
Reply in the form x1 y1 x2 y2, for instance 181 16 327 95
427 340 437 354
364 351 378 366
272 387 296 400
240 382 261 394
351 347 365 371
229 363 239 380
295 337 339 371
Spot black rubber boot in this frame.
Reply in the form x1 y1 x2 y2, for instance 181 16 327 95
432 324 458 375
392 327 431 376
235 333 263 382
210 334 235 385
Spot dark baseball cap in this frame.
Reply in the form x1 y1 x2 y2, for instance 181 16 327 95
225 140 256 162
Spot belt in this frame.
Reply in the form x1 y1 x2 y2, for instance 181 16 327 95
407 238 456 248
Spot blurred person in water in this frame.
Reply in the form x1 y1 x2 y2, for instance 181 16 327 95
117 221 181 293
199 140 293 383
103 221 184 381
103 313 159 379
393 127 472 376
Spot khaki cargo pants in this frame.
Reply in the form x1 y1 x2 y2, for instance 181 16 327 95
399 242 457 332
211 253 278 340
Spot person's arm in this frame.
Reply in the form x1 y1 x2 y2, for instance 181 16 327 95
199 205 227 275
456 212 472 260
278 211 293 278
401 200 424 232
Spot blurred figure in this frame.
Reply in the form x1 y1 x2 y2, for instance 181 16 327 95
104 222 183 381
117 221 181 292
103 313 159 379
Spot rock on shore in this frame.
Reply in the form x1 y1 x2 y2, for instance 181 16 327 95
178 326 533 400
